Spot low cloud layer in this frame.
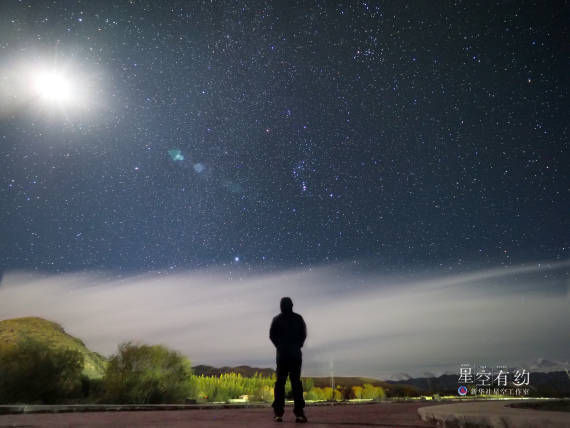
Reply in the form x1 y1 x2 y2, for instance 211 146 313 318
1 261 568 379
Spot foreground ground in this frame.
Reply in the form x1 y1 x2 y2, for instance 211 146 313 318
0 402 442 427
418 399 570 428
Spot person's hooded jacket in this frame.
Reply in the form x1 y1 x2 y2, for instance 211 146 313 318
270 297 307 359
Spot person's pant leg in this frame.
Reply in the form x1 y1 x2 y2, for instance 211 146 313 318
272 357 288 417
289 356 305 416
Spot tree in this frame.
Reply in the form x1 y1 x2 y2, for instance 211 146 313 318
351 385 363 399
362 383 385 401
302 377 314 392
103 342 192 404
0 337 84 404
306 387 327 401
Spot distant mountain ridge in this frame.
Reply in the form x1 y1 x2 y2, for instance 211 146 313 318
193 364 275 377
528 357 569 372
0 317 107 379
386 371 570 397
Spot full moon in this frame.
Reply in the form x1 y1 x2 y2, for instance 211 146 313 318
32 69 75 106
1 59 99 117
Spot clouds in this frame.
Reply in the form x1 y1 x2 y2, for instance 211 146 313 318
0 261 568 379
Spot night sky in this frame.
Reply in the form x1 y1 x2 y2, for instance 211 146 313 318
0 1 568 376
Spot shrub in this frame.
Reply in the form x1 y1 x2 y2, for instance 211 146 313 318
256 384 275 402
320 386 341 401
333 388 342 401
350 385 363 399
102 342 192 404
337 385 350 400
302 377 314 392
0 337 84 404
361 383 385 401
307 387 319 400
304 389 320 401
252 373 276 402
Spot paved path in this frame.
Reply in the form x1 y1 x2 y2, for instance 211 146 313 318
0 402 441 427
418 400 570 428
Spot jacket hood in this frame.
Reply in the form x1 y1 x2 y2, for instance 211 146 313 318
280 297 293 313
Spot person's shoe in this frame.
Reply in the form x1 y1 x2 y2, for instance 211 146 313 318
295 415 308 423
273 416 283 422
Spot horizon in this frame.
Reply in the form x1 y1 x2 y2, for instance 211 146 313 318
1 260 568 380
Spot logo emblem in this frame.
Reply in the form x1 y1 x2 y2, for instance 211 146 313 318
458 386 468 396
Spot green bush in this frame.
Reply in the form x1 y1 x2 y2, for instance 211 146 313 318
0 337 84 404
361 383 385 401
304 389 321 401
350 385 363 399
102 342 192 404
308 386 324 400
302 377 314 393
257 384 275 402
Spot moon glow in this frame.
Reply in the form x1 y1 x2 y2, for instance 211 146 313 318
32 70 75 106
0 56 102 118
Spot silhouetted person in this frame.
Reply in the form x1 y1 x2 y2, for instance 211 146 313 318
270 297 307 423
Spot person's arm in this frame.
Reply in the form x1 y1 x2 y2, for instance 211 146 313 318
269 317 278 347
299 316 307 348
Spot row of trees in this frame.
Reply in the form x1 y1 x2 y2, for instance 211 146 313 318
0 338 385 404
192 373 277 402
306 384 385 401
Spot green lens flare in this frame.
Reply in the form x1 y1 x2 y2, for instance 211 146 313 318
168 149 184 161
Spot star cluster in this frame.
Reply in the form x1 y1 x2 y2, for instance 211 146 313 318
0 1 567 274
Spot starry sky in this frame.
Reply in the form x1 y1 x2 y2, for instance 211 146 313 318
0 1 568 376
